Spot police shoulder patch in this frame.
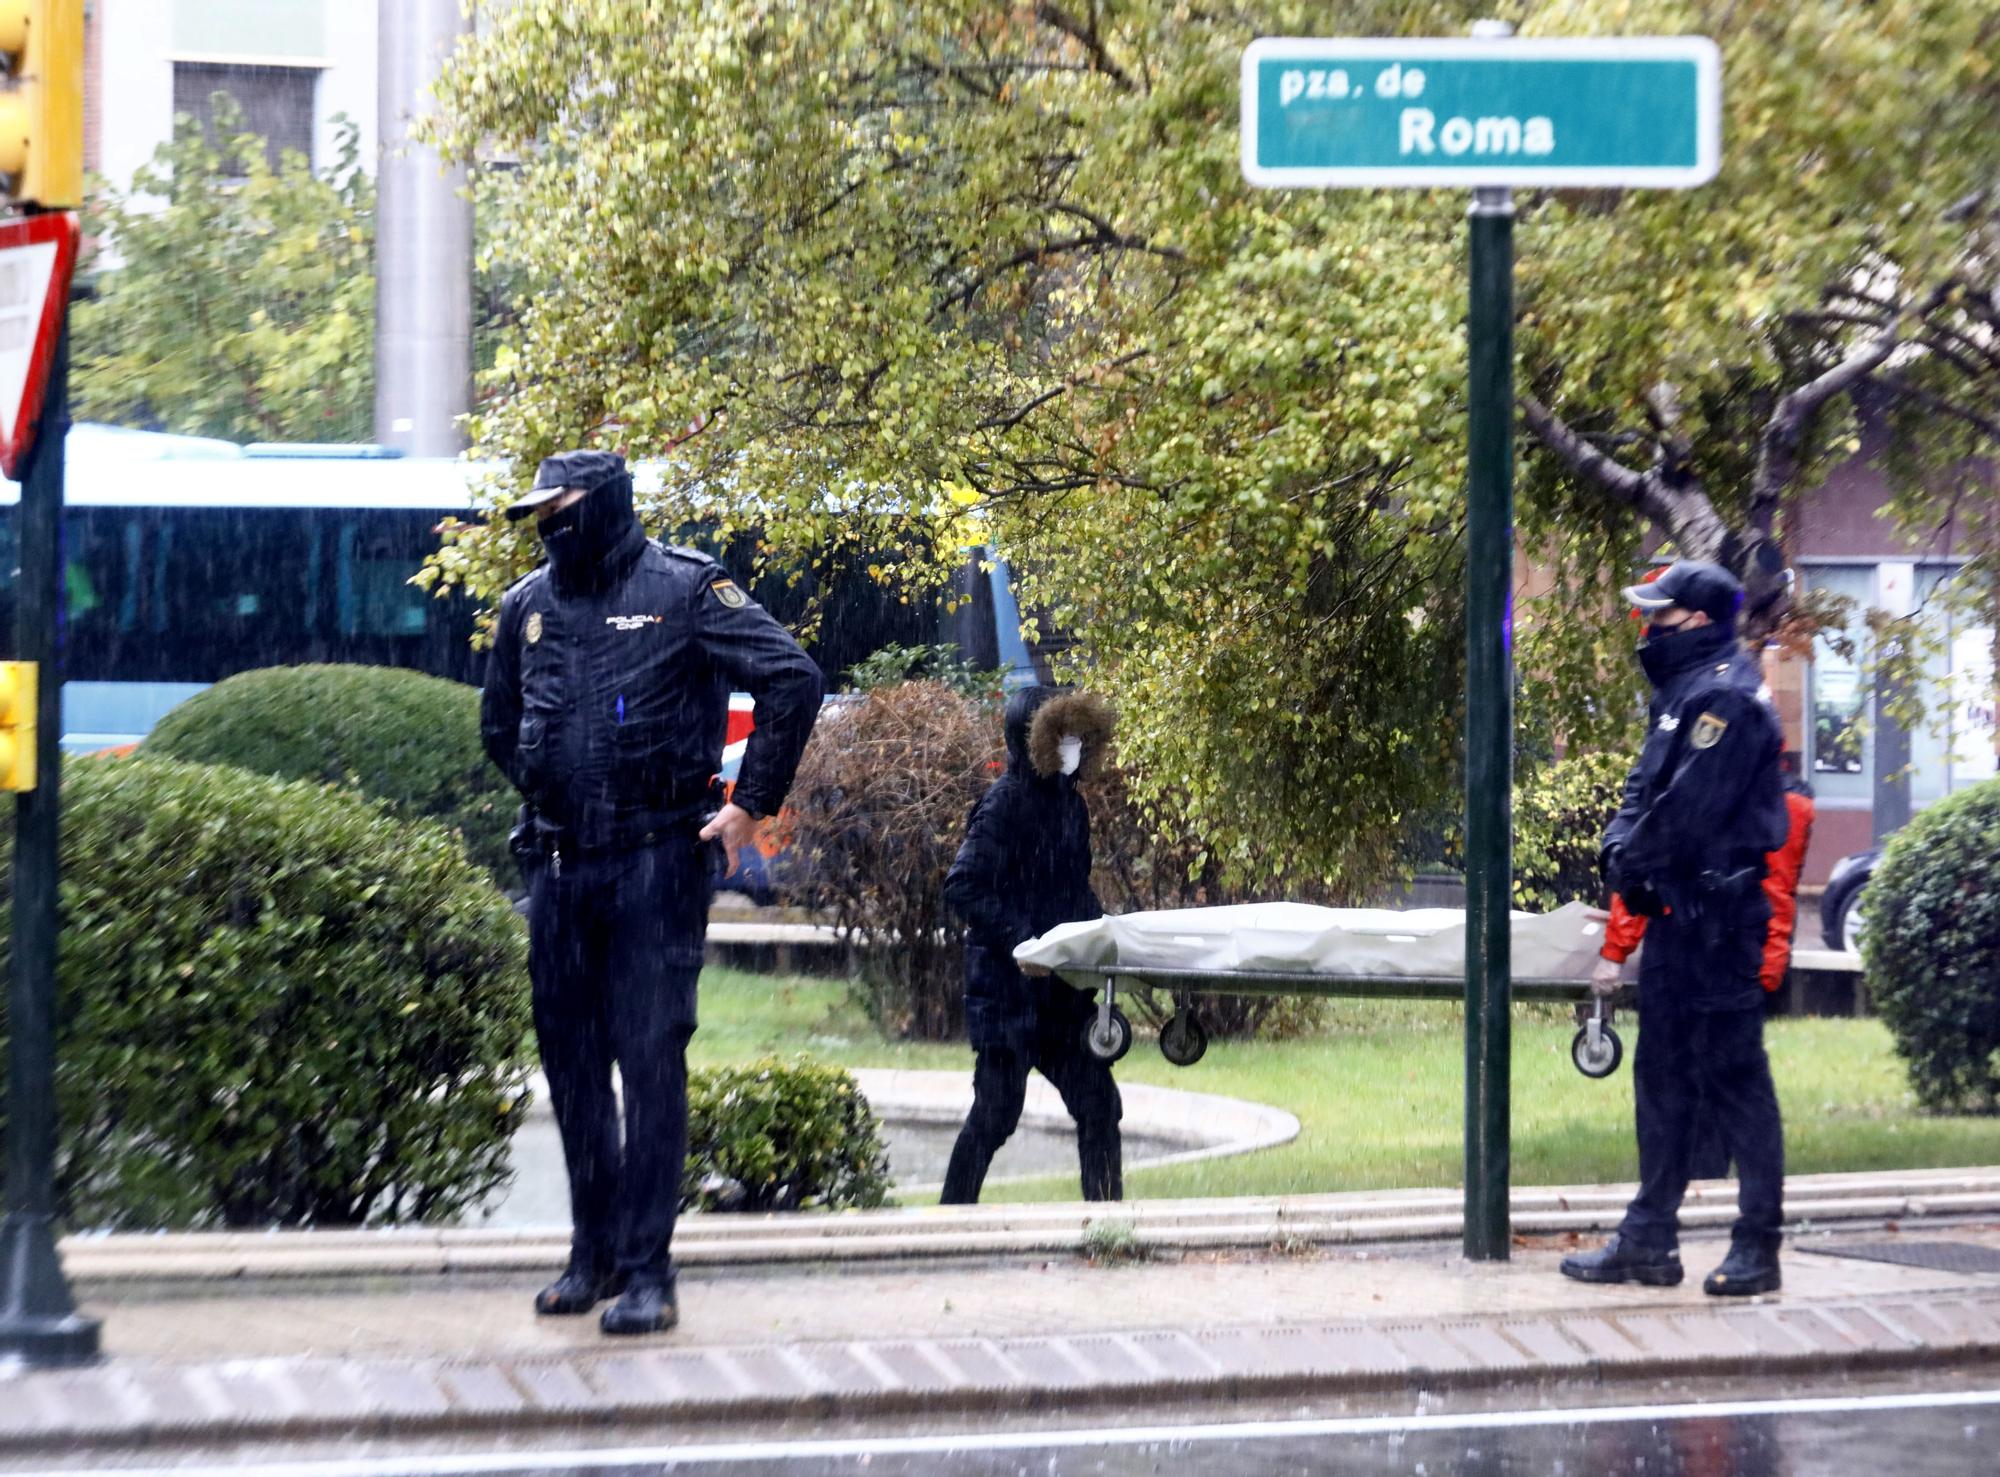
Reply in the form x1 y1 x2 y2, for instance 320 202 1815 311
711 579 748 610
524 611 544 645
1689 711 1729 750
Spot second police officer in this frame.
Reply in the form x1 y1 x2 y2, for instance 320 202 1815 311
1562 559 1790 1297
481 450 823 1336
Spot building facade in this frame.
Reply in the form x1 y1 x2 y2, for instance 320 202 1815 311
1774 434 1996 885
90 0 378 184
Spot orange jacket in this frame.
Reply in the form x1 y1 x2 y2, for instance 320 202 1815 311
1600 786 1815 992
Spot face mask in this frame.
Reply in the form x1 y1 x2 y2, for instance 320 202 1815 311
1058 736 1082 775
1643 619 1692 644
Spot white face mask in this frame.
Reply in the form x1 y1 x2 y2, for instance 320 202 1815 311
1058 736 1083 775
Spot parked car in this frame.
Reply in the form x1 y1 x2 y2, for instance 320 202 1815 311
1820 848 1878 953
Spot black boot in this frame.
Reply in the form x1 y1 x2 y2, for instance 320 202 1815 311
1704 1241 1782 1296
600 1276 679 1336
1559 1234 1684 1287
534 1262 624 1317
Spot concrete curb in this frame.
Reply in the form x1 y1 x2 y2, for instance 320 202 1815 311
7 1290 2000 1455
60 1168 2000 1285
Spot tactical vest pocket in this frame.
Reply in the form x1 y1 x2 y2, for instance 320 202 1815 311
516 714 551 792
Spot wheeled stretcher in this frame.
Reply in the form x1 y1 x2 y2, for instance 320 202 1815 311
1014 901 1628 1079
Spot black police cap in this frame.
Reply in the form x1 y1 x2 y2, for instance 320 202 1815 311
506 449 629 521
1622 559 1744 625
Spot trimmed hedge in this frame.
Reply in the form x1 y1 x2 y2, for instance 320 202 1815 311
1863 778 2000 1112
0 755 531 1229
684 1056 892 1213
143 664 515 880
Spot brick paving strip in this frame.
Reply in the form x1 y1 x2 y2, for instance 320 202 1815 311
10 1170 2000 1458
6 1289 2000 1453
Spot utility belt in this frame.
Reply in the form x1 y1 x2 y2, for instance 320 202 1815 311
1652 858 1766 951
508 783 723 875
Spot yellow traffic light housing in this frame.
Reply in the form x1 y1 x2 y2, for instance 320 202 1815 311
0 0 81 209
0 659 36 791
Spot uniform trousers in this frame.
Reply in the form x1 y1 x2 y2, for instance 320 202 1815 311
525 834 715 1284
940 1016 1123 1204
1618 907 1785 1253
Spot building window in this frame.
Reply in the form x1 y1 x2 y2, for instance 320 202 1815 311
1805 564 1873 802
172 62 318 173
1804 561 1999 809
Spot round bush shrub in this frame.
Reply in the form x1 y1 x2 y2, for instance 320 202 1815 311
1863 778 2000 1112
143 665 515 881
683 1056 892 1213
0 755 531 1229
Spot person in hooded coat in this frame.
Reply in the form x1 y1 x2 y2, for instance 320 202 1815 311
481 450 822 1335
939 685 1123 1204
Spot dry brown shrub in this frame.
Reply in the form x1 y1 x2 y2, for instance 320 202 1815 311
786 680 1003 1040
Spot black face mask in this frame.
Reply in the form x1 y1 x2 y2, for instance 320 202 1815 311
1643 620 1689 644
537 474 639 587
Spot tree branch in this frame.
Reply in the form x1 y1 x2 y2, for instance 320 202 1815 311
1033 1 1135 91
1519 393 1653 510
1750 283 1952 524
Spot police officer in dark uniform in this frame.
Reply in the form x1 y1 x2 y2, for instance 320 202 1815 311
481 450 822 1335
1561 559 1790 1297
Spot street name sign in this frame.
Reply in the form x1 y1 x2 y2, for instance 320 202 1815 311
1241 37 1720 189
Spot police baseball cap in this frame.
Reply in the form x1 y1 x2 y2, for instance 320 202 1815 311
505 449 629 520
1622 559 1744 624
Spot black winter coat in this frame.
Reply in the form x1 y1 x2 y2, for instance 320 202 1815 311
1602 622 1788 1008
944 687 1103 1053
1603 622 1788 888
480 479 823 854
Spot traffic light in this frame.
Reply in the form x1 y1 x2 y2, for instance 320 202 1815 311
0 0 81 209
0 660 35 791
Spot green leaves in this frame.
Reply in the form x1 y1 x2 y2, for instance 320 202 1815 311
1864 778 2000 1112
0 755 530 1230
683 1056 893 1212
74 106 378 444
142 665 517 882
425 0 1996 890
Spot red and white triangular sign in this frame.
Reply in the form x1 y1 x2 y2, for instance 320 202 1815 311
0 212 80 481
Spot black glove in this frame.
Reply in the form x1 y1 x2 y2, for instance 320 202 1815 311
1598 843 1624 891
1625 883 1666 918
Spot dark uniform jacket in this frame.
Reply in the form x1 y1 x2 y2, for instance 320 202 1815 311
1602 623 1787 1005
944 687 1102 1054
480 490 823 855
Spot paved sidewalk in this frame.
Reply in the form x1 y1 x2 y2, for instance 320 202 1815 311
8 1175 2000 1459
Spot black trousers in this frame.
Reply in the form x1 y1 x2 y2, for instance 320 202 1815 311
526 835 715 1284
1619 910 1785 1253
939 1022 1123 1204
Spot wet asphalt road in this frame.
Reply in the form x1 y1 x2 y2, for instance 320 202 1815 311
70 1390 2000 1476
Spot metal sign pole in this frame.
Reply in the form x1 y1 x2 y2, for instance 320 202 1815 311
0 312 99 1367
1462 181 1516 1262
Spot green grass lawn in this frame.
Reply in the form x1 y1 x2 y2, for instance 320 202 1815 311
691 967 2000 1204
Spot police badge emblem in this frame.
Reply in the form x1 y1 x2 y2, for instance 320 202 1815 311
1690 711 1729 750
525 612 543 645
711 580 747 609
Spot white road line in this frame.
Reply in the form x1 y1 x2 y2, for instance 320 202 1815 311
60 1388 2000 1477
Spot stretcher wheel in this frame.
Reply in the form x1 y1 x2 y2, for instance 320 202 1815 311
1084 1006 1133 1063
1159 1013 1209 1067
1571 1023 1624 1079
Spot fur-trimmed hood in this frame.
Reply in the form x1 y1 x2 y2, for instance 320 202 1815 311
1025 690 1115 781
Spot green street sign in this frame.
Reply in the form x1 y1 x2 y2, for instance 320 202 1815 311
1241 37 1720 189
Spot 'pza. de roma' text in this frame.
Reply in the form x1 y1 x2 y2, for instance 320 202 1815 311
1279 65 1557 158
